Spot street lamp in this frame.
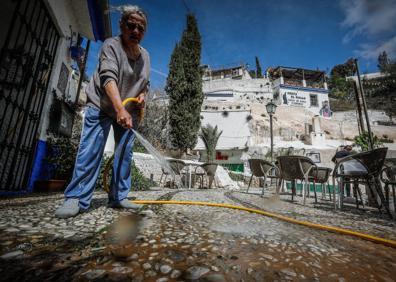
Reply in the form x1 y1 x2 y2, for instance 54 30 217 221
266 100 277 162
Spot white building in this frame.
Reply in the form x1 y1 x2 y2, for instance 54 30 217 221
269 66 331 117
194 109 253 172
201 64 331 117
201 65 273 102
0 0 111 194
346 71 387 82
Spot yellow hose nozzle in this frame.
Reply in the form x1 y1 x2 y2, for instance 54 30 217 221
122 97 145 122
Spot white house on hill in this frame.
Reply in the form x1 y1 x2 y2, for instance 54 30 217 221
269 66 331 117
195 109 253 172
201 65 273 102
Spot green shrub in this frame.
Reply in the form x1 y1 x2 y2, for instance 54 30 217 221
96 156 155 191
131 163 156 190
354 132 383 151
379 138 394 143
46 134 79 181
133 140 147 153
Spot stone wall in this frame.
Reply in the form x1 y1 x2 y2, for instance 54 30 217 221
133 153 163 184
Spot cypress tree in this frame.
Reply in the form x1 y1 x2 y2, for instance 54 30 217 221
166 14 203 154
255 56 263 78
378 51 389 72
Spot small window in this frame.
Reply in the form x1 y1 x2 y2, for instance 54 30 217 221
310 94 318 107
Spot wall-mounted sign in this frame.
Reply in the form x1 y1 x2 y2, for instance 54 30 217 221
283 91 307 106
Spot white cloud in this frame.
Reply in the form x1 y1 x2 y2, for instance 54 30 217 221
340 0 396 61
356 35 396 59
151 67 167 77
340 0 396 42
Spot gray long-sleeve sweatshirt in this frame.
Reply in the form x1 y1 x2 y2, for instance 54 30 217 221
85 35 150 119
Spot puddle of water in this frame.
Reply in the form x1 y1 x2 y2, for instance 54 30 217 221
132 129 175 178
106 214 142 246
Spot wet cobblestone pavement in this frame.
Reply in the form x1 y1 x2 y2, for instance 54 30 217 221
0 188 395 281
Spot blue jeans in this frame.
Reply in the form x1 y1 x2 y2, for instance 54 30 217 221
64 106 136 210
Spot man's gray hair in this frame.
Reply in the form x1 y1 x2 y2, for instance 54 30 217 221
119 5 148 26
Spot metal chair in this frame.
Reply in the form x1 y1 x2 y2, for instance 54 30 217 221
159 159 186 188
332 148 392 218
247 159 279 197
309 167 332 203
380 158 396 219
194 163 218 189
277 156 318 204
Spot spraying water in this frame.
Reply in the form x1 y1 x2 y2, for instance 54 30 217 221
132 129 175 178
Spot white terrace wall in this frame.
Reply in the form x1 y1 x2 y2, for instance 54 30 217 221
203 78 273 101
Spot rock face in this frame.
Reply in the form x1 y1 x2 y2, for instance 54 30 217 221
134 152 164 184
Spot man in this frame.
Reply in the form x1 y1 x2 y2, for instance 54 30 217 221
331 145 353 163
55 5 150 218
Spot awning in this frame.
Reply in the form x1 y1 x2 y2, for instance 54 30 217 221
86 0 112 41
68 0 112 41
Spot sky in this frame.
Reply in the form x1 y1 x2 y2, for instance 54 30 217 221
85 0 396 89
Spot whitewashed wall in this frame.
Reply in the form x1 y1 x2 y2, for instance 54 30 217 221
278 87 330 116
203 78 273 101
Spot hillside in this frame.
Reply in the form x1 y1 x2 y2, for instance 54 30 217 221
250 103 395 141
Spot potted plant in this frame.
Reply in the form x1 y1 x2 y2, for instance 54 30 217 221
34 133 79 192
196 125 223 188
34 107 82 192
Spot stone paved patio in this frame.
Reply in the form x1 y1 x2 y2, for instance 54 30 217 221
0 187 395 281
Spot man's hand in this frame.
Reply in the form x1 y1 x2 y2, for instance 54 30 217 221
116 107 133 129
103 81 133 128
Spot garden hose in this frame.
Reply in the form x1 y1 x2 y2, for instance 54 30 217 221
102 98 396 249
122 97 145 122
103 98 144 193
130 200 396 249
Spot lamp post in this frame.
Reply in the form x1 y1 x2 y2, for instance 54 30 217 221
266 100 277 162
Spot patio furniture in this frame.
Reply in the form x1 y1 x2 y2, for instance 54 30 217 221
380 158 396 219
159 159 186 188
246 159 280 197
277 156 317 204
309 167 332 203
181 163 200 189
275 147 305 159
332 148 392 218
194 163 218 189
